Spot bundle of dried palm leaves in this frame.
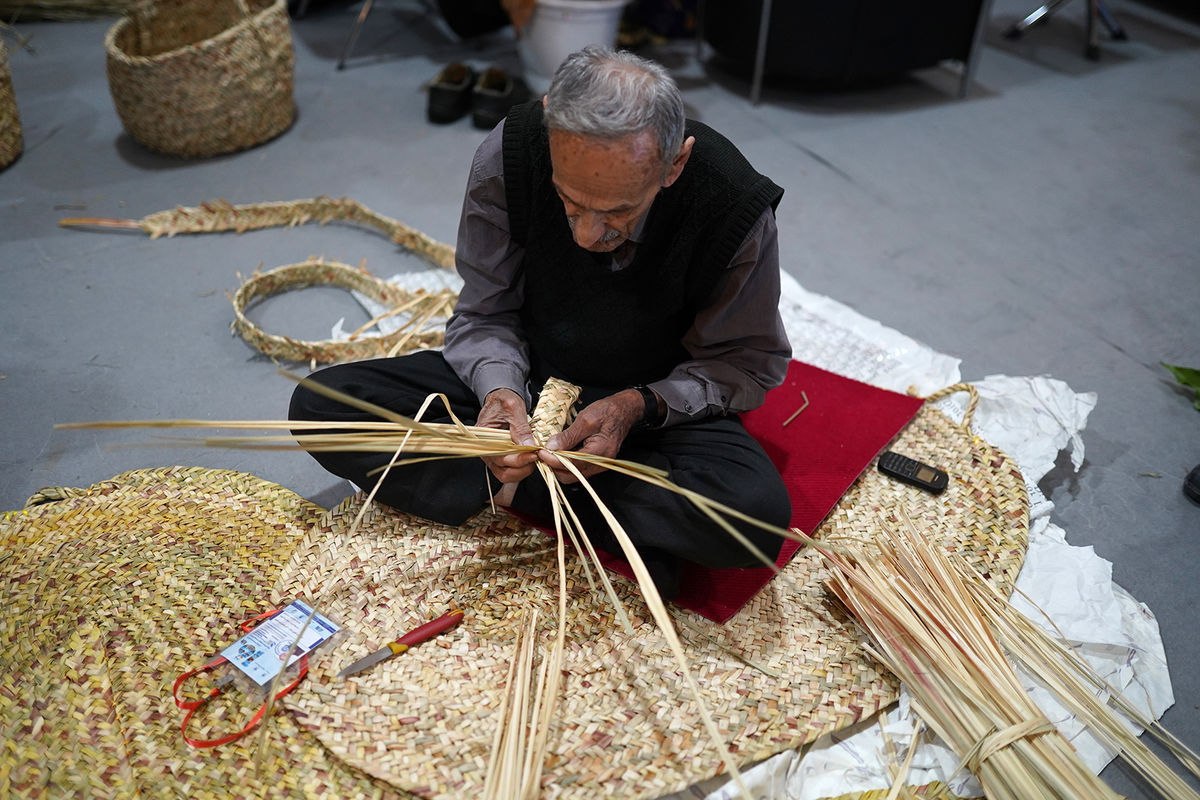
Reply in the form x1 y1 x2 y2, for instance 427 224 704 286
813 513 1200 800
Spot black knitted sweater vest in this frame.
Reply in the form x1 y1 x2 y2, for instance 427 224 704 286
502 101 783 389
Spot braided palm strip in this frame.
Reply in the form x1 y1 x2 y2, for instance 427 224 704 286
136 196 455 269
529 377 581 444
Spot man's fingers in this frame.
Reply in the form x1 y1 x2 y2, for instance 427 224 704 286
509 415 536 447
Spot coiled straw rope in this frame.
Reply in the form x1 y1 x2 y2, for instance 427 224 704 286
229 258 456 365
60 196 459 364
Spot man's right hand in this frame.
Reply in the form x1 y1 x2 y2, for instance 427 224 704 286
476 387 540 485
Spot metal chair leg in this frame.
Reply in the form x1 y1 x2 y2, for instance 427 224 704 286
1004 0 1128 57
1003 0 1074 39
337 0 376 71
1096 0 1128 39
1085 0 1100 59
748 0 773 105
959 0 996 98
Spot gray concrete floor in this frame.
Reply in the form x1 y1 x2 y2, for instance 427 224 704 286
2 1 1198 796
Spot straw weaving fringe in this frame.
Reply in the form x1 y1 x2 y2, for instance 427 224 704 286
269 399 1030 800
0 38 21 170
104 0 295 158
0 467 412 799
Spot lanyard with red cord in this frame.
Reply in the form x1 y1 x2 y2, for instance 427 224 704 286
171 608 308 748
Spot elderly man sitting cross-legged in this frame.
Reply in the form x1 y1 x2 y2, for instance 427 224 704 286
290 46 792 598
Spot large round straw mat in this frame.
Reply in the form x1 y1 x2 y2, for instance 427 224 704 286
0 466 411 799
272 398 1029 800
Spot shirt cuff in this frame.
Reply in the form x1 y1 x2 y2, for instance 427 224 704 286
473 363 530 408
648 378 709 427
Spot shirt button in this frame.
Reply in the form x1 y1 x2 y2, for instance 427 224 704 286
684 404 693 412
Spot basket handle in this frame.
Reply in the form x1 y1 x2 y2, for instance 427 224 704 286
922 382 980 429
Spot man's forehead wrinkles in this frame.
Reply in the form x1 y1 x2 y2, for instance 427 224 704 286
553 181 638 215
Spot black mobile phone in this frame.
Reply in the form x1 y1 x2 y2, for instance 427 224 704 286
877 451 949 494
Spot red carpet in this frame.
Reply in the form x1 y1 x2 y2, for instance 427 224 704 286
530 361 925 622
614 361 923 621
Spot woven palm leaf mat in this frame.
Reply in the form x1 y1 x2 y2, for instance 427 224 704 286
0 466 411 799
272 400 1029 800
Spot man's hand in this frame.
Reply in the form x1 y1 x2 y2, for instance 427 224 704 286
539 389 645 483
477 388 539 485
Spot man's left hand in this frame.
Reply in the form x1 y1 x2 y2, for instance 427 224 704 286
539 389 644 483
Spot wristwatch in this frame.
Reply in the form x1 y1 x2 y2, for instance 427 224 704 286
632 384 664 428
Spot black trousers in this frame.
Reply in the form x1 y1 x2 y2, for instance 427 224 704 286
288 351 790 570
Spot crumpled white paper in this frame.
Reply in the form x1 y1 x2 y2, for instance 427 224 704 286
330 268 463 342
667 274 1172 800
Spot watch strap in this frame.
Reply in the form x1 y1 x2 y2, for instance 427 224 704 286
633 384 663 428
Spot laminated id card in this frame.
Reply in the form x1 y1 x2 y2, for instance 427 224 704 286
221 599 340 686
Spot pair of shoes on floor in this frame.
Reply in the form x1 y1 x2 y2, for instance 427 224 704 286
427 63 530 129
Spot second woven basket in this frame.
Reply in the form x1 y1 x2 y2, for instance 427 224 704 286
105 0 295 158
0 38 22 170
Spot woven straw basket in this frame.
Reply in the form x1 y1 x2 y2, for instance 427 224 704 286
0 39 22 169
105 0 295 158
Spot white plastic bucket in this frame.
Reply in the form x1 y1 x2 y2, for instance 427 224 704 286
517 0 629 94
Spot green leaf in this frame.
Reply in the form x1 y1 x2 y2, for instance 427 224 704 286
1162 362 1200 411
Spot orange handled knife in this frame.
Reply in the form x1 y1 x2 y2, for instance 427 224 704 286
336 609 464 679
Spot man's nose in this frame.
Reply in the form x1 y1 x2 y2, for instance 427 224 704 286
571 211 607 249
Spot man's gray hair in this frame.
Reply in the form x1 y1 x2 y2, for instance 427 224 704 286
544 46 686 166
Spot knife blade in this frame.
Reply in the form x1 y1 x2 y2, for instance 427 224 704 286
337 609 464 679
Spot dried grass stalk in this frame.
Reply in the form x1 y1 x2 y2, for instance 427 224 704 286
59 195 456 269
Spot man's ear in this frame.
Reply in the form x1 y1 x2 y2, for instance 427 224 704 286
662 136 695 188
541 95 548 108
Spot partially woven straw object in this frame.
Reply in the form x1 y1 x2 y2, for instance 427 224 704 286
0 38 21 170
230 258 457 364
0 467 410 799
272 393 1029 799
529 376 580 442
63 196 457 270
105 0 295 157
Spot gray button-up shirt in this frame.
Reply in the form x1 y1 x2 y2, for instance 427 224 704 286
443 120 791 426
